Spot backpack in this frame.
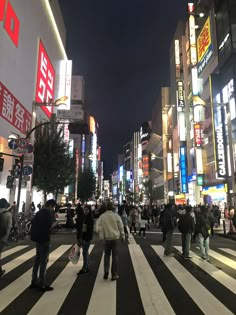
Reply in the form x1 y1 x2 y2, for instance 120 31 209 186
0 211 8 239
178 215 185 233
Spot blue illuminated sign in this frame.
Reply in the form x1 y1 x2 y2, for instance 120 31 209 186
180 146 188 193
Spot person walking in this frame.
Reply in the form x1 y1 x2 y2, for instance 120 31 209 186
76 205 94 275
178 206 195 259
195 206 211 261
30 199 57 291
97 201 125 280
0 198 12 278
162 204 175 257
139 215 147 238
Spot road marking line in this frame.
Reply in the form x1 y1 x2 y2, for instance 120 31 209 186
86 254 116 315
219 248 236 258
128 234 137 244
175 246 236 295
129 244 174 315
3 249 36 274
0 245 71 312
152 246 233 315
2 245 29 259
28 245 94 315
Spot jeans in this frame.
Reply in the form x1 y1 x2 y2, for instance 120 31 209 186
181 233 192 257
164 230 173 255
198 234 209 259
32 242 50 287
104 240 118 276
81 240 90 272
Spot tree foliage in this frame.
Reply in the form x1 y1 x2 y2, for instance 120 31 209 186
33 124 74 202
77 167 96 203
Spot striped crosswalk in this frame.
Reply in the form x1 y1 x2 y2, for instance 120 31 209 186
1 242 236 314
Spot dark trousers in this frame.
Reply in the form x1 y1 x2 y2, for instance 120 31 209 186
32 242 50 287
139 227 146 237
104 240 118 276
81 240 90 271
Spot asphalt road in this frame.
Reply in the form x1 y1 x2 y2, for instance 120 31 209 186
1 226 236 315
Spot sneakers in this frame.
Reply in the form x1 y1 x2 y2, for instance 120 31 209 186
111 274 119 281
0 269 6 278
103 272 109 280
183 255 192 259
77 269 89 276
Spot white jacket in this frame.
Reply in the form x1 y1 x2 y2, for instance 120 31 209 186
97 210 124 240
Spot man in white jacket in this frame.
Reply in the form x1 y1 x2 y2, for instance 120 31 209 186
97 201 125 280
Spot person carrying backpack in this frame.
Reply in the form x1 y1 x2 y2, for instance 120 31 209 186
0 198 12 278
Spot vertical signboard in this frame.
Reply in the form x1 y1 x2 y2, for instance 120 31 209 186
180 146 188 193
194 123 202 147
0 81 32 133
177 81 185 107
35 40 55 118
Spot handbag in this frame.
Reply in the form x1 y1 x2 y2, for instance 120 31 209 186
69 243 81 264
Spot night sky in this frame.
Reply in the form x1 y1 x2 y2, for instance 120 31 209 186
59 0 189 178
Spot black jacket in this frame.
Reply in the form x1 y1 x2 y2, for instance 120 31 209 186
31 208 54 243
77 214 94 242
178 213 194 234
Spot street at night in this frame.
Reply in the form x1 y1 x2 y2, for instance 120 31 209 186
0 227 236 315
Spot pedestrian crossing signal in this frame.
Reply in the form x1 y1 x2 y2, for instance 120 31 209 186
6 175 14 188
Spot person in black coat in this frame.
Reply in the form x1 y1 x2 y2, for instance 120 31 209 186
76 205 94 275
178 206 195 259
30 199 57 291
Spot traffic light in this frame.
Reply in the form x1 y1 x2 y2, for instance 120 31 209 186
68 122 89 135
13 159 21 178
6 175 14 189
0 158 4 171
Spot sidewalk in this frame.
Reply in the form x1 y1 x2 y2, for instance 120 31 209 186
215 218 236 241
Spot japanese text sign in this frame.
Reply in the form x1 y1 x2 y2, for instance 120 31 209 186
197 17 213 74
0 81 32 134
35 40 55 118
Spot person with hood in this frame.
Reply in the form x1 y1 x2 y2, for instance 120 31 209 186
76 205 94 275
0 198 12 278
97 201 125 280
195 206 211 261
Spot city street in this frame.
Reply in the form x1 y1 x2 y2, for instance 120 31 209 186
0 226 236 315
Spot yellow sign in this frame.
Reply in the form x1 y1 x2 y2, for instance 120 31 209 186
197 17 211 62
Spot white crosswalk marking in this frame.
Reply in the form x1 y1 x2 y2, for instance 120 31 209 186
219 248 236 258
28 245 94 315
129 244 175 315
86 254 116 315
2 245 29 259
152 246 233 315
3 248 36 274
174 246 236 295
0 245 71 312
208 249 236 269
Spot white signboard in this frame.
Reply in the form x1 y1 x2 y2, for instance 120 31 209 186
57 109 84 120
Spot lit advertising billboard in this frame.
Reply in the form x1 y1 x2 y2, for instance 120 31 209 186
197 17 213 75
0 81 32 134
194 123 202 147
215 121 227 178
180 146 188 193
177 81 185 108
35 40 55 118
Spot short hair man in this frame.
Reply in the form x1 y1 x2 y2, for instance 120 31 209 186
0 198 12 278
30 199 57 291
97 201 125 280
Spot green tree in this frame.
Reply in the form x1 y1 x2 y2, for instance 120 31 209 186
33 124 74 203
77 167 96 203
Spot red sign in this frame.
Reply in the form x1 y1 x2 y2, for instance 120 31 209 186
35 40 55 118
0 0 20 47
0 81 32 134
194 123 202 147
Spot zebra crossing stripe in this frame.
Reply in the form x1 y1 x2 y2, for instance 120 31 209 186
86 254 116 315
2 245 29 259
152 246 233 315
129 244 175 315
219 248 236 258
3 249 36 274
128 234 137 244
174 246 236 295
208 249 236 269
0 245 71 312
28 245 94 315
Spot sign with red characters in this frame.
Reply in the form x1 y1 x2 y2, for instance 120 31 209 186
0 0 20 47
0 81 32 134
194 123 202 147
35 40 55 118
